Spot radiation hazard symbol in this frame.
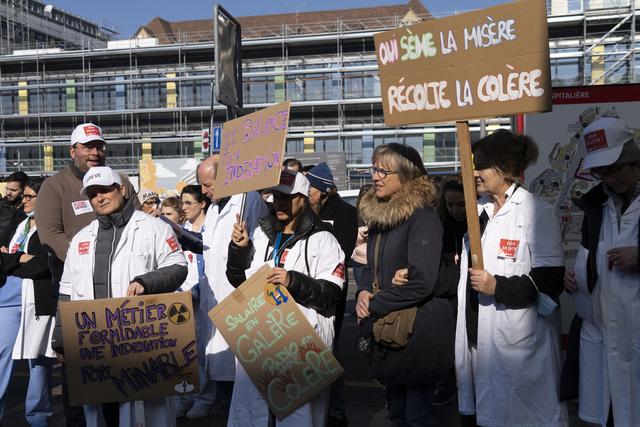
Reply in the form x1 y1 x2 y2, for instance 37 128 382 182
168 303 191 325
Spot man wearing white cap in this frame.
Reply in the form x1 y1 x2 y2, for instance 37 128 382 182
564 116 640 426
35 123 138 426
55 166 188 427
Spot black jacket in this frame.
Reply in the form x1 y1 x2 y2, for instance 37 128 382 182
0 199 25 247
0 225 55 316
227 209 343 317
319 194 358 265
357 176 455 386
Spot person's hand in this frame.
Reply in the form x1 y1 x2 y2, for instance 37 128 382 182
564 269 577 293
55 352 64 363
469 269 497 295
392 268 409 286
127 281 145 296
231 213 250 247
356 290 372 320
0 246 8 254
19 254 33 263
607 246 638 271
266 267 290 287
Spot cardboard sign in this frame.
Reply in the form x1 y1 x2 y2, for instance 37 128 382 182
60 292 199 406
214 101 291 199
374 0 551 126
209 265 344 420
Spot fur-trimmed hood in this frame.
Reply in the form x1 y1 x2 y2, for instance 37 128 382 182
358 175 439 230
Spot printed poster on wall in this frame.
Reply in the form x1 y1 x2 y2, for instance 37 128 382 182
209 265 344 420
374 0 551 125
214 101 291 199
60 292 199 406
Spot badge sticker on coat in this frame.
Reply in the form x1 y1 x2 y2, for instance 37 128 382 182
71 200 93 216
166 237 179 252
78 241 90 255
10 243 20 254
498 239 520 259
332 263 345 280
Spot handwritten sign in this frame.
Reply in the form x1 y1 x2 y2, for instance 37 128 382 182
214 101 291 199
375 0 551 125
209 265 344 420
60 292 199 406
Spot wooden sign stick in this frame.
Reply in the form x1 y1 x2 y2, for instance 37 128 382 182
456 121 484 270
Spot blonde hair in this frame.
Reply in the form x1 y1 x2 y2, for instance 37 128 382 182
372 144 424 183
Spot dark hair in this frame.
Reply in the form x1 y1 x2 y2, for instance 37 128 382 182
472 129 539 181
437 174 464 221
181 184 210 210
356 184 373 210
6 171 29 189
302 164 316 173
24 177 43 194
283 158 303 171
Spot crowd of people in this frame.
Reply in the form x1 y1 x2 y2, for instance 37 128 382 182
0 116 635 427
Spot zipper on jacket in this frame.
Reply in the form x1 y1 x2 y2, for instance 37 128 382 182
107 222 117 298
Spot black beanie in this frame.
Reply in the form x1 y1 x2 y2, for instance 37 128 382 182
386 143 428 175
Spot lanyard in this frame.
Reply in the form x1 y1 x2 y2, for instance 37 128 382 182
272 232 294 267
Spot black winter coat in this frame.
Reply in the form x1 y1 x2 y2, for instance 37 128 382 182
358 176 455 386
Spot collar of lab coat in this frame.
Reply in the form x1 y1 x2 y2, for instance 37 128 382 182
86 210 146 255
478 183 524 219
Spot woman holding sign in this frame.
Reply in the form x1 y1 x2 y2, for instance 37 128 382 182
455 130 568 426
226 170 345 427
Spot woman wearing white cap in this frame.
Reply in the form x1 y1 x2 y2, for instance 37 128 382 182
226 170 345 427
564 116 640 426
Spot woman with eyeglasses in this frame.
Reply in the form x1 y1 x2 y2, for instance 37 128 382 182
173 185 215 419
455 130 568 426
0 178 56 426
355 143 454 426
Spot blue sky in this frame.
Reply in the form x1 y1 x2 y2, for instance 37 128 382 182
50 0 504 39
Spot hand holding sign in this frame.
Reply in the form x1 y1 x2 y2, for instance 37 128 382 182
267 267 290 287
126 281 145 296
232 213 250 247
468 268 497 295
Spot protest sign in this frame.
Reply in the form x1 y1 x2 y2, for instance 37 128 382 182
214 101 291 199
60 292 199 406
209 264 344 420
374 0 551 126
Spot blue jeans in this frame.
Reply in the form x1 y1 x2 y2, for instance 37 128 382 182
0 305 53 426
387 385 437 427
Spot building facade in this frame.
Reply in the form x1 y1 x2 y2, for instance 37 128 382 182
0 0 635 183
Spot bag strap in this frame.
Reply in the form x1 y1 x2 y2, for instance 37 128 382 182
373 233 382 294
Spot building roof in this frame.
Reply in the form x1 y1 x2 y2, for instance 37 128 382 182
134 0 430 43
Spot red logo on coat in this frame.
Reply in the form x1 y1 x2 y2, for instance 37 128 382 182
78 241 90 255
332 263 345 280
166 237 179 252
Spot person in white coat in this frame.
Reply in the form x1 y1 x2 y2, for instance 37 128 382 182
455 130 568 427
54 166 188 427
226 170 345 427
0 178 56 426
564 117 640 426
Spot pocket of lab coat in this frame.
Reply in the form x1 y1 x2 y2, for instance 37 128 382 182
495 306 538 348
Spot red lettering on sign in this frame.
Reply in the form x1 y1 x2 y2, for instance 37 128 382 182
78 241 90 255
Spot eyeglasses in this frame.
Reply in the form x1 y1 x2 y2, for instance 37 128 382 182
22 194 37 201
590 163 626 179
369 166 398 179
182 200 199 206
143 200 158 206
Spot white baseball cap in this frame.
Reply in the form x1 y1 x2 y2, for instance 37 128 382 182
71 123 106 146
270 170 310 196
80 166 122 195
138 189 160 204
582 117 635 169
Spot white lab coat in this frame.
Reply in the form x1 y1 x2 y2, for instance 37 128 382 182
227 226 345 427
455 185 569 427
179 221 201 292
201 194 247 381
574 193 640 426
10 219 56 360
60 210 186 427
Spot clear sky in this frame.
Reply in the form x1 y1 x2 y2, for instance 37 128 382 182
49 0 504 39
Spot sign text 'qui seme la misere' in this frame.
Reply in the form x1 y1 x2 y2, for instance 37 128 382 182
60 292 199 406
209 265 344 420
214 100 292 199
375 0 551 125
